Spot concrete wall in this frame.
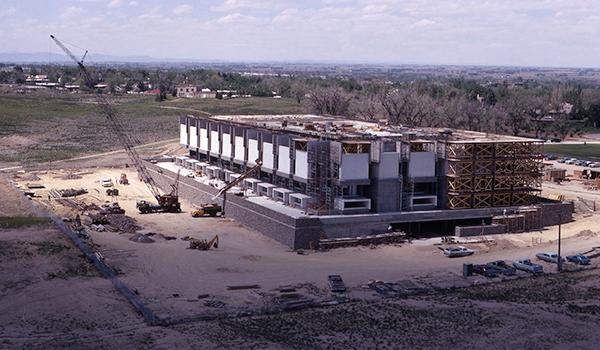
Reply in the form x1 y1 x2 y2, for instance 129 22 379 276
278 146 290 174
199 128 209 151
189 126 198 149
146 162 321 249
455 224 506 237
295 150 308 179
539 201 574 226
222 133 232 157
234 136 245 162
375 152 400 179
370 178 401 213
248 139 259 165
339 153 369 180
263 142 274 170
210 131 220 154
179 124 187 145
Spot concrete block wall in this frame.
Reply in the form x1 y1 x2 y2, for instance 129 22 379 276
455 224 507 237
539 201 574 226
146 162 321 249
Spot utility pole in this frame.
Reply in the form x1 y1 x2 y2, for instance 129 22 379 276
557 213 562 272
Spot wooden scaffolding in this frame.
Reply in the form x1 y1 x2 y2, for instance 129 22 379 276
445 141 543 209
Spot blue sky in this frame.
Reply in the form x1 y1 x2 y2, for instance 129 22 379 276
1 0 599 67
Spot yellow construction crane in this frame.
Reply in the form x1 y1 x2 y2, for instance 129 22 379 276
50 35 181 214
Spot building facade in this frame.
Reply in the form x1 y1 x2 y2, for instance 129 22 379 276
179 114 543 215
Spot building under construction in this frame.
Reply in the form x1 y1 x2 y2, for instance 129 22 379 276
164 114 570 248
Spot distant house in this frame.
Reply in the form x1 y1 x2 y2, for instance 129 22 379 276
176 85 216 98
25 74 49 84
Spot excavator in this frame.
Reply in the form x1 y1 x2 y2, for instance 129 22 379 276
191 160 263 217
50 35 181 215
187 235 219 250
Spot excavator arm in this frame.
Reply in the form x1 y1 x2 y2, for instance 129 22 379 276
212 160 263 200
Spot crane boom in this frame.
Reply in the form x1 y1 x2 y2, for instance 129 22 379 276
212 160 262 200
50 34 164 201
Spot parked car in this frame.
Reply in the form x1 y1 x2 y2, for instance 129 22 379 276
536 252 565 264
473 264 499 277
328 275 347 293
487 260 517 276
565 158 577 165
513 259 544 274
584 160 593 166
441 246 474 258
550 138 562 143
575 160 587 166
545 154 558 160
590 162 600 168
566 254 591 265
557 158 567 163
101 178 113 187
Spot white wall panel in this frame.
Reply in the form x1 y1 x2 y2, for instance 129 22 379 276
189 126 198 148
295 150 308 179
262 142 274 169
222 133 232 157
199 128 208 151
339 153 369 180
180 124 187 145
248 139 259 165
234 136 245 161
278 146 290 174
210 131 219 153
408 152 436 178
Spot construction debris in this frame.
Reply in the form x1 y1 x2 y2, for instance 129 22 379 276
56 188 88 197
129 233 155 243
106 214 140 233
319 231 406 250
226 284 261 291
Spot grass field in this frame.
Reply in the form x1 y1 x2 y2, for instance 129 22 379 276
0 93 304 164
0 217 51 229
544 144 600 161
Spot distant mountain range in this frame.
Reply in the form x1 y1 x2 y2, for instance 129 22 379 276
0 51 212 64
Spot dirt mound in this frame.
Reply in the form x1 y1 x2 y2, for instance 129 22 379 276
129 233 154 243
576 230 598 239
493 238 520 250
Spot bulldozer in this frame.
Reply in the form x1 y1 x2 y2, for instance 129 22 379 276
188 235 219 250
191 203 222 217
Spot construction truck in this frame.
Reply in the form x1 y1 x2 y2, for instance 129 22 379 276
191 203 222 217
136 196 181 214
50 35 181 216
119 173 129 185
188 235 219 250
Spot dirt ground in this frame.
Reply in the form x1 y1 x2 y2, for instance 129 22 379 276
3 159 600 348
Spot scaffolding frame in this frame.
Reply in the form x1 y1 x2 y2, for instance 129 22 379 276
445 141 543 209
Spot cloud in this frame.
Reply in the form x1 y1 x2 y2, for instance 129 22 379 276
211 0 276 12
216 13 256 23
413 18 435 27
0 7 16 17
129 1 138 6
108 0 124 8
60 6 86 20
173 4 193 15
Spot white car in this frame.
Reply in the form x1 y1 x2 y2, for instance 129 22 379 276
101 178 113 187
441 246 474 258
564 158 577 164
